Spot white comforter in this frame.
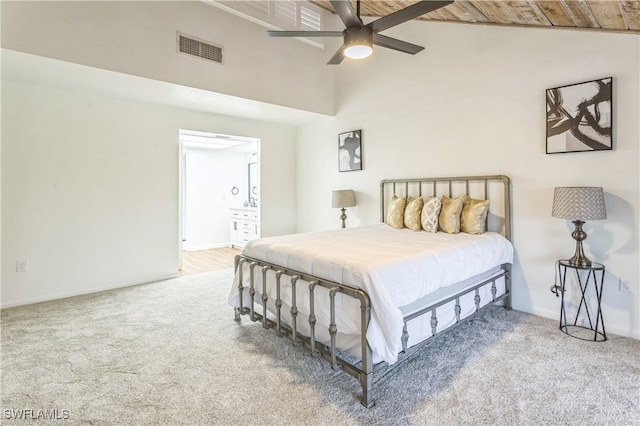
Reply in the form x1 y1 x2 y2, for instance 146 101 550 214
229 224 514 364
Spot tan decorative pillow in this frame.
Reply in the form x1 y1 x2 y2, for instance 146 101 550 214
386 195 406 229
404 197 424 231
421 196 441 233
461 196 490 234
438 196 464 234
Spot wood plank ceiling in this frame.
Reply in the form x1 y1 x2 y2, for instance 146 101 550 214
311 1 640 34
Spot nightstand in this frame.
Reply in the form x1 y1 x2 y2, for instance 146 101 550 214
556 260 606 341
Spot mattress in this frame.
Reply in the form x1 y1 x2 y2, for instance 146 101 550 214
229 224 514 364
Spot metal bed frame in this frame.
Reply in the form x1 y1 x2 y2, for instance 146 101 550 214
232 175 512 408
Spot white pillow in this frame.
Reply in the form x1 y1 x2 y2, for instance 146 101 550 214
421 196 441 233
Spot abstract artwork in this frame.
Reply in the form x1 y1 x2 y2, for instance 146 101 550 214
338 130 362 172
546 77 612 154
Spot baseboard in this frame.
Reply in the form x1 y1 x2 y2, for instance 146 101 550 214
512 303 639 340
0 273 180 309
512 303 557 320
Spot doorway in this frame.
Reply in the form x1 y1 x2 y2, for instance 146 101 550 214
178 129 260 272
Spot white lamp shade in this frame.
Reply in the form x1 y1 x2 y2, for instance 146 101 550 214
552 187 607 220
332 190 356 208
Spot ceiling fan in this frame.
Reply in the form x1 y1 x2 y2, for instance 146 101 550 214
268 0 453 65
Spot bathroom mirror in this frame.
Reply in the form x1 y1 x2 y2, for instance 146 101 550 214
247 162 258 207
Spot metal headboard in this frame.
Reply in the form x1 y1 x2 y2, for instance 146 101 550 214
379 175 512 241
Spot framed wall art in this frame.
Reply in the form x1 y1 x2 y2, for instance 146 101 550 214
338 130 362 172
546 77 613 154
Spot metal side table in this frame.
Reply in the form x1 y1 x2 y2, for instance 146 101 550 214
557 260 606 341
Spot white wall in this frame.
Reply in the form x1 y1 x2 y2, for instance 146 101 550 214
182 147 246 251
1 78 297 307
0 0 317 308
296 22 640 339
0 0 335 115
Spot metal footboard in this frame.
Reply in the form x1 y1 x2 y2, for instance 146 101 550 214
233 254 375 408
233 254 511 408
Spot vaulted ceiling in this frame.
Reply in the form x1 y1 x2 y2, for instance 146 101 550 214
312 1 640 34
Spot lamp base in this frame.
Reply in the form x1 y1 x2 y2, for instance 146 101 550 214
567 220 592 267
340 208 347 229
567 256 592 268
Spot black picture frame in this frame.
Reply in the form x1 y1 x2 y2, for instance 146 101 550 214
546 77 613 154
338 130 362 172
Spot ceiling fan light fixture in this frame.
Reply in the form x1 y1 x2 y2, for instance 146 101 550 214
344 43 372 59
343 26 373 60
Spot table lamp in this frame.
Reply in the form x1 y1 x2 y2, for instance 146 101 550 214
552 187 607 267
332 189 356 228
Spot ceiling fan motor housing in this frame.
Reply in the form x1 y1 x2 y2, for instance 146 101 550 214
343 26 373 59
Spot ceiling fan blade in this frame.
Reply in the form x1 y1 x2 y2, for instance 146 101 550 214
267 30 344 37
327 45 345 65
367 0 453 33
330 0 362 28
373 33 424 55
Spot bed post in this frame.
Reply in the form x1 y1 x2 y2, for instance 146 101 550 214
500 175 512 242
261 267 273 329
328 287 341 370
290 275 302 346
275 270 285 337
504 263 513 310
380 181 386 222
249 262 258 321
234 257 247 322
356 289 374 408
308 281 320 358
500 175 513 310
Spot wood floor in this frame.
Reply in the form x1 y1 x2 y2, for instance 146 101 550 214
179 247 240 276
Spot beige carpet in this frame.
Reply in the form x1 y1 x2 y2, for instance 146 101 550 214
2 269 639 425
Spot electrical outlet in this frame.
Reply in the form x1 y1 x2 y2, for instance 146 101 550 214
16 259 29 272
619 278 631 293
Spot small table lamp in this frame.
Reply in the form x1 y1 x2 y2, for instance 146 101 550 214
552 187 607 267
332 189 356 228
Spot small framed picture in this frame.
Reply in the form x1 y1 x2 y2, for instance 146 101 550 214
546 77 613 154
338 130 362 172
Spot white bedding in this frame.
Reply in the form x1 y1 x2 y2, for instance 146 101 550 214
229 223 514 364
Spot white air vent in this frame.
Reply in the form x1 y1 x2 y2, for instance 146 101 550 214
177 33 223 64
